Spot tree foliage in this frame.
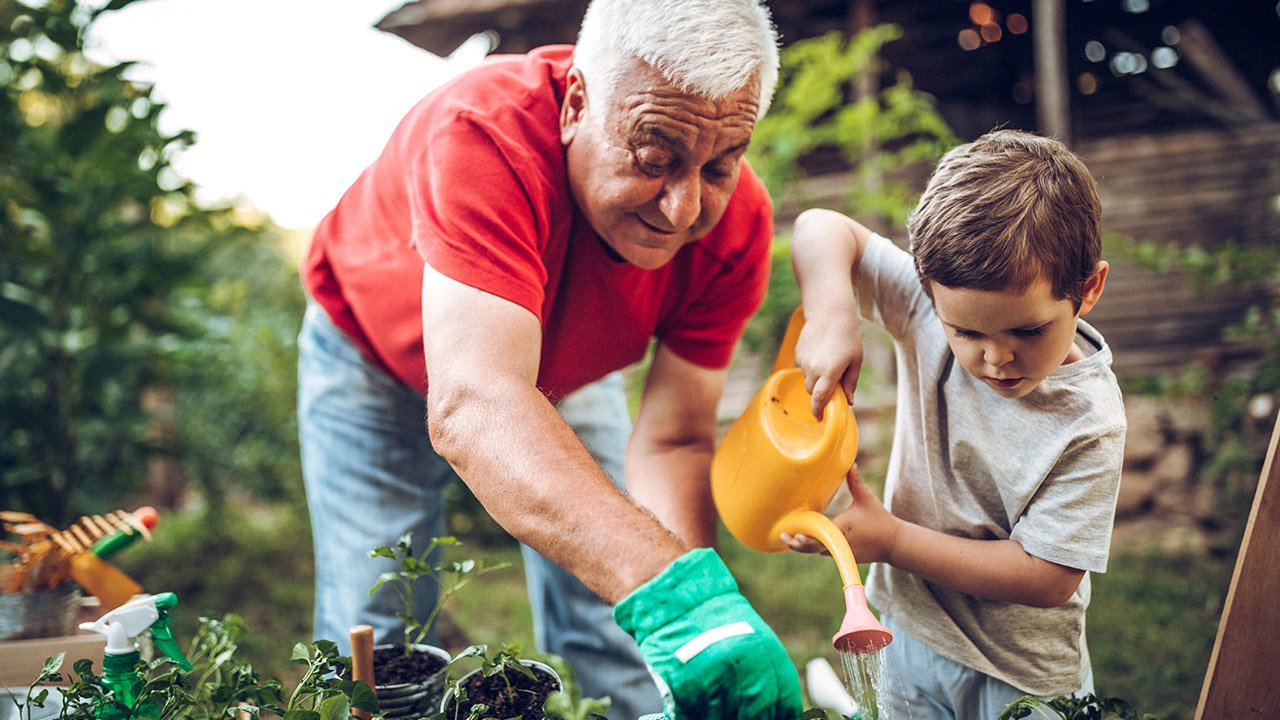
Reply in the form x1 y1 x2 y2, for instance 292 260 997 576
0 0 304 524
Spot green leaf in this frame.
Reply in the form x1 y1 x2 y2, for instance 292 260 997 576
38 653 66 680
344 681 378 713
314 694 349 720
281 709 320 720
312 639 339 658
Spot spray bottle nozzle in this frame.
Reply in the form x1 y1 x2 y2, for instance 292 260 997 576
80 592 192 671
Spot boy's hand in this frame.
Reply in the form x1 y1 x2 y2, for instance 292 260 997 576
794 313 863 418
782 464 901 564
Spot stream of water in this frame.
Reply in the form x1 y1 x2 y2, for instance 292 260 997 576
838 648 889 719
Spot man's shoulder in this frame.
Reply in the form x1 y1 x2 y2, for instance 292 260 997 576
728 162 772 215
400 45 571 137
452 45 574 94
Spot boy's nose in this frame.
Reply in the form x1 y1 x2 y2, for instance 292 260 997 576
983 343 1014 367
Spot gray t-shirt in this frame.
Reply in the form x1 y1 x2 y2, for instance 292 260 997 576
858 233 1126 696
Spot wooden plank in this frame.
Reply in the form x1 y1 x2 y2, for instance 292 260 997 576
1195 413 1280 719
1033 0 1071 141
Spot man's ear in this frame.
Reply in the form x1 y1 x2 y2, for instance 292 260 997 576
1077 260 1109 317
560 67 587 145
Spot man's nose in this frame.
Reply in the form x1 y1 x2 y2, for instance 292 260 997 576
658 172 701 230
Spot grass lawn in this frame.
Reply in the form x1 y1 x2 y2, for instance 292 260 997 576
1088 550 1231 720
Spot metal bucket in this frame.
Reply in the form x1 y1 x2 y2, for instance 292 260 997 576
374 644 451 719
0 583 81 641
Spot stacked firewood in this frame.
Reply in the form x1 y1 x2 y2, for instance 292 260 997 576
0 510 149 594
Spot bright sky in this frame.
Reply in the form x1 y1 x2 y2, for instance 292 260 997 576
85 0 490 229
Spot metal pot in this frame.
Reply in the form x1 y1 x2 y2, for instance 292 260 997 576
0 583 81 641
373 643 451 719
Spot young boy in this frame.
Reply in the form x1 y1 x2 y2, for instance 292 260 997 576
786 129 1126 718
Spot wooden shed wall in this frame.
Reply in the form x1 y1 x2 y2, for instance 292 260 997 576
1079 124 1280 377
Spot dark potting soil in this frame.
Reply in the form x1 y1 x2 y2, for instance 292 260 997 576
445 666 559 719
369 644 447 685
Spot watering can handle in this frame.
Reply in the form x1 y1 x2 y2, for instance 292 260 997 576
774 306 852 415
772 307 807 374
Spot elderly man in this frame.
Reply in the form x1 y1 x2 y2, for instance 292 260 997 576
297 0 800 717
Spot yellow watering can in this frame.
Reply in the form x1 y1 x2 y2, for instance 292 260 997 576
711 307 892 654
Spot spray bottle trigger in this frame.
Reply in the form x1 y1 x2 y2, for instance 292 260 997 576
147 592 192 671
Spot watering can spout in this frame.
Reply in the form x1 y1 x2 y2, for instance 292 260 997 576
774 511 893 654
834 585 893 654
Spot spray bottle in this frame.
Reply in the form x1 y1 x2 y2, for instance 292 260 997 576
78 592 192 720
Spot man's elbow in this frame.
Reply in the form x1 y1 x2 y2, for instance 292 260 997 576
425 385 467 462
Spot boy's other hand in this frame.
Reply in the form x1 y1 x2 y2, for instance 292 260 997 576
795 314 863 418
782 464 900 565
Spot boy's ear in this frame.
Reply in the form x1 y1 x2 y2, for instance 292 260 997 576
1077 260 1109 317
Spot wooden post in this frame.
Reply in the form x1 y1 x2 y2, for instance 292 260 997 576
350 624 376 720
1195 412 1280 718
1033 0 1071 142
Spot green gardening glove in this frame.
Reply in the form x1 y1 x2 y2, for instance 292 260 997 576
614 548 803 720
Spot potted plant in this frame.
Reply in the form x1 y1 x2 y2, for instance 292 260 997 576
439 643 564 720
998 692 1161 720
362 533 507 717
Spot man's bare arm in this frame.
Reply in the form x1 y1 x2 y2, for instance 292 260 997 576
421 264 685 603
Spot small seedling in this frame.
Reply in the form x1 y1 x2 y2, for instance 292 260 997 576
540 655 610 720
369 533 508 658
442 643 565 720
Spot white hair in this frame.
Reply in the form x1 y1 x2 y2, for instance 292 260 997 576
573 0 780 120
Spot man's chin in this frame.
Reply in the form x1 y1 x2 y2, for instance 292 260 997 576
614 240 684 270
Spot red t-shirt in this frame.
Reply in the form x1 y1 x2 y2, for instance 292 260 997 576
302 46 773 402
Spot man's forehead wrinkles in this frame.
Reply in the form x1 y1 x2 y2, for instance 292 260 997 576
633 121 694 150
622 112 755 153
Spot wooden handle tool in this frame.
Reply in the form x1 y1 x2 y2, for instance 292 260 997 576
349 624 376 720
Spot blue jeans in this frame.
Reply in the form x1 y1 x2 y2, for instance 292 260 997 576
878 616 1095 719
297 302 661 720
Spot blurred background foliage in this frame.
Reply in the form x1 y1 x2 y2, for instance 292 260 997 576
2 2 1276 717
1109 237 1280 558
741 27 957 358
0 0 305 526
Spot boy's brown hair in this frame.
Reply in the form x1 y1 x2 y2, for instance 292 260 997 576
908 129 1102 309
